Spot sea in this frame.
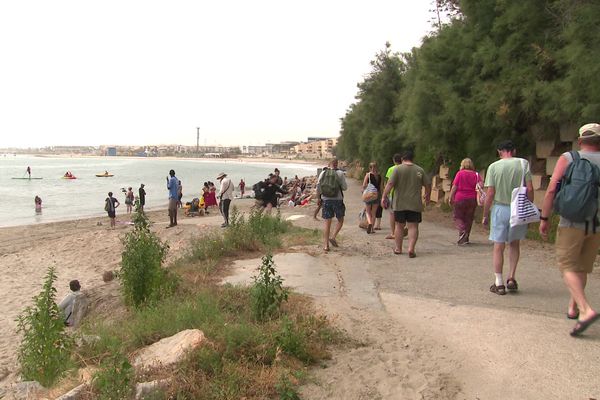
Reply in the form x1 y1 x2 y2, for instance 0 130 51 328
0 155 320 227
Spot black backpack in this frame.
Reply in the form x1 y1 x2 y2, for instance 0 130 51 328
252 181 266 200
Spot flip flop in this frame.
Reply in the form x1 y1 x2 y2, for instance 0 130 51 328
408 251 416 258
393 249 402 255
329 238 339 247
385 235 395 240
570 313 600 337
323 247 330 252
567 311 579 320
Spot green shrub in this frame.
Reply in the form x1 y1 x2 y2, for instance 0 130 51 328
275 317 310 363
276 375 301 400
16 266 73 387
251 254 289 321
93 350 133 400
119 208 174 308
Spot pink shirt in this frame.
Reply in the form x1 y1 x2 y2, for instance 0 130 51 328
452 169 481 202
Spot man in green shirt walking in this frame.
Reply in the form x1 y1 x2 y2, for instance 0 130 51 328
382 150 431 258
482 140 533 295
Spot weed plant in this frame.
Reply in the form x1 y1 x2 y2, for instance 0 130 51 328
16 266 73 387
251 254 289 321
119 205 176 308
93 350 133 400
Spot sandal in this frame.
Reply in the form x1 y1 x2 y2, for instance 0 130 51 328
329 238 339 247
323 247 330 252
570 312 600 337
393 249 402 255
567 311 580 320
385 235 395 240
506 278 518 292
490 284 506 295
367 224 373 234
408 251 416 258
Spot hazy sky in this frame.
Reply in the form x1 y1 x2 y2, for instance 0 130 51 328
0 1 433 148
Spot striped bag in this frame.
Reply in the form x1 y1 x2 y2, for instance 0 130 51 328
510 159 540 227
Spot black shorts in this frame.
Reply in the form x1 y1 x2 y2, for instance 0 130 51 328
394 210 422 224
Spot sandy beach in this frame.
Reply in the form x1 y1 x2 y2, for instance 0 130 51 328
1 180 600 398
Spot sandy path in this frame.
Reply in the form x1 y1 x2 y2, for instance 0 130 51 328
226 179 600 399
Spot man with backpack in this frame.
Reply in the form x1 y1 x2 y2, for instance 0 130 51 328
317 159 347 251
482 140 533 295
540 123 600 337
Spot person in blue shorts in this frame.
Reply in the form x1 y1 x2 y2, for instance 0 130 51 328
316 159 348 251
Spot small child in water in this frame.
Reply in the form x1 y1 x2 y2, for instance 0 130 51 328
34 196 42 213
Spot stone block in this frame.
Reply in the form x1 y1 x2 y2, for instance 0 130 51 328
135 379 170 400
533 190 547 210
546 157 559 175
439 165 450 179
432 175 443 189
430 188 445 203
442 179 452 192
531 175 550 191
55 384 87 400
133 329 206 370
536 140 555 158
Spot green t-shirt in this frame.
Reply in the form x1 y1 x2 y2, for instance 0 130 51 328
484 157 532 205
389 164 431 212
385 165 397 198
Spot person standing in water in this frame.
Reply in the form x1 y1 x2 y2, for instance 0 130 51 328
34 196 42 213
26 166 31 178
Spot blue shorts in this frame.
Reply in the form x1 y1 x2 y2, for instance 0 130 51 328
322 200 345 220
489 204 528 243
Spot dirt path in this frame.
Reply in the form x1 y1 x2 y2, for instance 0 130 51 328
226 179 600 399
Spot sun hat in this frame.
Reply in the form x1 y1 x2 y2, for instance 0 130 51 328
579 123 600 138
216 172 227 180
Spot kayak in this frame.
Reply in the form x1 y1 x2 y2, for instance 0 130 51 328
62 176 77 180
95 173 114 177
11 177 43 180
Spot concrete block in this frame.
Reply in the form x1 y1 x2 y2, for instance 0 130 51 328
531 175 550 191
530 158 547 174
430 188 445 203
432 175 443 189
439 165 450 179
442 179 452 192
533 190 547 210
536 140 555 158
546 157 559 175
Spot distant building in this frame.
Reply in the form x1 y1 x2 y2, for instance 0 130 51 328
106 147 117 156
291 137 337 159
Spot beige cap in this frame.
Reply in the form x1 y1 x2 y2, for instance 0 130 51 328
579 123 600 138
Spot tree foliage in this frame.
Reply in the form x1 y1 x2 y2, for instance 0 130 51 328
339 1 600 174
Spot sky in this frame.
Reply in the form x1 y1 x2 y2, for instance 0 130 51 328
0 1 433 148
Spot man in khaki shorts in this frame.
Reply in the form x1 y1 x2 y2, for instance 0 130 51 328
540 123 600 336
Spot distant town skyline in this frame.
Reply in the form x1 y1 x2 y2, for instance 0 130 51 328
0 1 434 148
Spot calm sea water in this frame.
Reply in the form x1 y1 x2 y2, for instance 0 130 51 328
0 155 318 227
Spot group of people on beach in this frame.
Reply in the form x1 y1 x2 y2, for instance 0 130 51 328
315 123 600 337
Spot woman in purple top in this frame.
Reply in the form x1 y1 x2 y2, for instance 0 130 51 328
449 158 483 245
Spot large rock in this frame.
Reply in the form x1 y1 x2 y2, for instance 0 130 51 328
132 329 206 370
55 384 87 400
